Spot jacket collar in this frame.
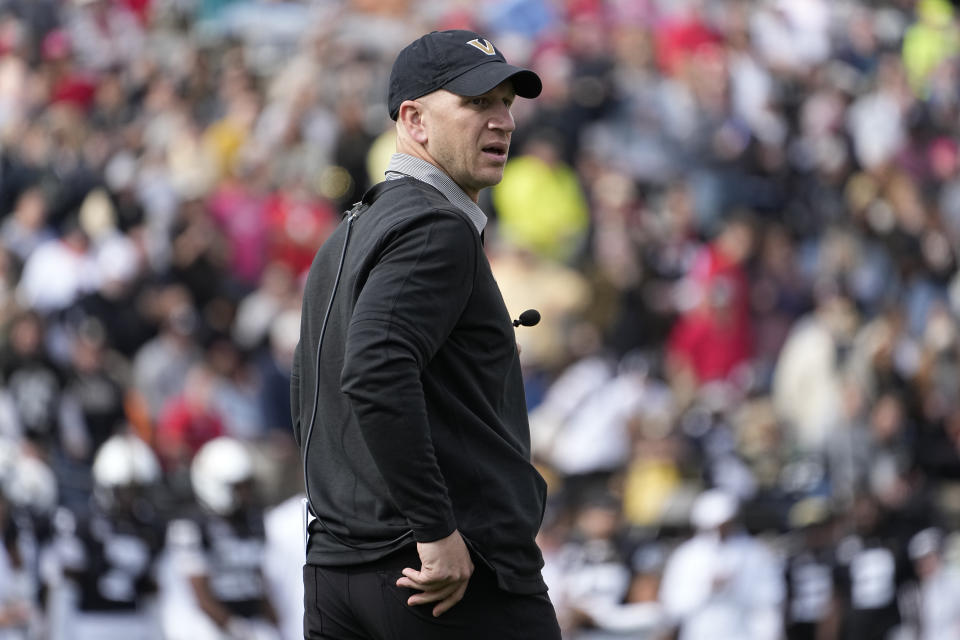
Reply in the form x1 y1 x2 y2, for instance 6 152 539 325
385 153 487 234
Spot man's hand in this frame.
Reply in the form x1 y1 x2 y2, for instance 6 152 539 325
397 529 474 617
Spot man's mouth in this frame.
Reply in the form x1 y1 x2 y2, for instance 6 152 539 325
482 143 508 160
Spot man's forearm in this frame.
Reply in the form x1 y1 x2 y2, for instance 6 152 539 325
343 323 456 540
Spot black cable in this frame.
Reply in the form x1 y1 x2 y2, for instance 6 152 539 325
302 203 413 551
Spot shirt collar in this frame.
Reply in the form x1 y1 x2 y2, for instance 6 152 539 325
384 153 487 234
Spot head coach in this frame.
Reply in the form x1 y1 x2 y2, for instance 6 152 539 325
290 30 562 639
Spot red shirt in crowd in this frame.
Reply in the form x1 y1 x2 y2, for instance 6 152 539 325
154 396 225 470
667 242 752 382
264 190 338 277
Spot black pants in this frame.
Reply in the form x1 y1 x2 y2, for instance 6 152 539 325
303 546 562 639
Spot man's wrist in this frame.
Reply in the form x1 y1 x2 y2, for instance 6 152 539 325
411 519 457 543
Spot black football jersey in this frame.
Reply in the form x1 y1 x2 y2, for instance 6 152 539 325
171 508 269 619
785 547 836 640
55 508 163 612
834 535 907 640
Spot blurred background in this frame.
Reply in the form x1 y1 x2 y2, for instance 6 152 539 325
1 0 960 638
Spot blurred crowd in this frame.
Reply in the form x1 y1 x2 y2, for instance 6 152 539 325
0 0 959 638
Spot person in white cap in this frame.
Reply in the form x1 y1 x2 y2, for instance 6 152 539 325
908 527 960 640
659 489 785 640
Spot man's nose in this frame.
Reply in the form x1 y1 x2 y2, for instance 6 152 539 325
490 105 515 132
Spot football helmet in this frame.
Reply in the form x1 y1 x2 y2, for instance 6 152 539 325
190 437 254 515
91 433 161 509
4 451 58 515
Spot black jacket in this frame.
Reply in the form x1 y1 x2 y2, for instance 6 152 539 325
291 177 548 595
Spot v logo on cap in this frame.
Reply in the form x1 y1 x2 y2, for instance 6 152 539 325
466 38 496 55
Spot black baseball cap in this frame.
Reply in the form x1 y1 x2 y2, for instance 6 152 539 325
388 30 542 121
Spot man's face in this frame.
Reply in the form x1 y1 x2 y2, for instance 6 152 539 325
419 81 516 201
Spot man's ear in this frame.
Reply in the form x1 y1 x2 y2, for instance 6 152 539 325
397 100 428 145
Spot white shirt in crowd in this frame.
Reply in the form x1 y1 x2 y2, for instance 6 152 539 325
659 530 784 640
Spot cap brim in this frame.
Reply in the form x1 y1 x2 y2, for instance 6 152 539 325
443 62 542 100
690 490 738 530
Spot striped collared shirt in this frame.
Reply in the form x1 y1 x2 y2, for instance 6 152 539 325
384 153 487 234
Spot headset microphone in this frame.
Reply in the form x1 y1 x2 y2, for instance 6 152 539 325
513 309 541 327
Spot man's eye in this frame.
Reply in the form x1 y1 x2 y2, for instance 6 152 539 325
471 98 487 107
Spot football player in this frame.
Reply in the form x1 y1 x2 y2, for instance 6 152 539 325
162 437 279 640
52 432 165 640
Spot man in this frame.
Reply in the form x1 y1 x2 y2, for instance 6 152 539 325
291 29 561 639
830 494 909 640
782 498 838 640
907 527 960 640
162 436 280 640
54 433 166 640
659 489 784 640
